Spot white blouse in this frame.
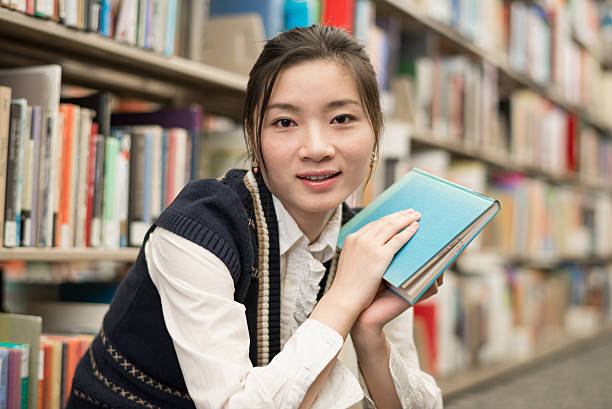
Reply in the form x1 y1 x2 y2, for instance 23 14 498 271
145 196 442 409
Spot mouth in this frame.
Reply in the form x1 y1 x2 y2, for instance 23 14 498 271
297 171 341 182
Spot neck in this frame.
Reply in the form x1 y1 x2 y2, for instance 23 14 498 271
290 208 335 244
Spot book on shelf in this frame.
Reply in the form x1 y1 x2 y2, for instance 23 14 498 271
0 65 62 248
111 104 202 180
0 312 42 409
337 168 500 304
209 0 284 40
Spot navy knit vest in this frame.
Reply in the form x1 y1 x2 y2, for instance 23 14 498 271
66 169 355 409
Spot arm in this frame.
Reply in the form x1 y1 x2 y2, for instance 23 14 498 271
350 280 444 409
146 227 363 409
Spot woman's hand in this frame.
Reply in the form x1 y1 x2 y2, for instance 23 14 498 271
329 209 421 317
310 209 420 339
351 273 444 337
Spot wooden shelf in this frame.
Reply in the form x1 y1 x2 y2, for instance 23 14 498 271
438 325 612 399
0 247 139 262
409 129 612 192
0 7 248 117
380 0 612 135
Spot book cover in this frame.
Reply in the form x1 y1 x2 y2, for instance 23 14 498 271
338 168 500 304
111 105 202 180
0 313 42 409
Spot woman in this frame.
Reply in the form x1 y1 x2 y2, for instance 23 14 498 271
68 25 443 409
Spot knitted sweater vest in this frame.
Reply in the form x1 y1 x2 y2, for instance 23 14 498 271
67 169 355 409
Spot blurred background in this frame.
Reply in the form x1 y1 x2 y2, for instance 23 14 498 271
1 0 612 408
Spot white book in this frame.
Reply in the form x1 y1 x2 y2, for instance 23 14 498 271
74 109 94 248
115 0 139 45
35 0 54 17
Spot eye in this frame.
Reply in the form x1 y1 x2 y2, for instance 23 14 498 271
331 115 355 125
272 118 296 128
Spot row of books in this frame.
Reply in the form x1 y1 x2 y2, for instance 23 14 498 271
0 312 94 409
390 56 612 183
0 0 208 59
414 262 612 377
0 64 203 249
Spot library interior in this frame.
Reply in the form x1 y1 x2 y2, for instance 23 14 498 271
1 0 612 408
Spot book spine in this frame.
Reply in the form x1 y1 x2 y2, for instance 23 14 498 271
102 135 119 248
0 86 12 246
0 351 8 409
128 131 145 246
85 124 98 247
29 106 41 247
7 349 22 409
75 110 92 247
163 0 177 56
4 100 26 248
66 105 81 247
118 133 130 247
90 134 105 247
19 106 33 247
56 105 73 247
87 0 100 31
150 129 162 221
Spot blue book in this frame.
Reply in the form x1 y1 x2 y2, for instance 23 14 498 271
0 348 8 409
209 0 284 39
338 168 500 304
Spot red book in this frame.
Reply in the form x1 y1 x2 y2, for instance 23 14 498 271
85 123 99 247
26 0 34 15
566 114 578 173
57 104 75 247
322 0 355 34
413 301 438 375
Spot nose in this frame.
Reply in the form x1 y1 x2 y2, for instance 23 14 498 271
298 122 335 162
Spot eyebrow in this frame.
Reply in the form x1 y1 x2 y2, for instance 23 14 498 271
266 99 361 113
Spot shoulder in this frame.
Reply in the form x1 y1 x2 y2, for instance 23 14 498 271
154 169 253 282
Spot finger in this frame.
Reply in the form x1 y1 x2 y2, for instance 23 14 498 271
368 209 421 244
385 221 419 254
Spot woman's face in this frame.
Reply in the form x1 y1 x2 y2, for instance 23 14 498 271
259 59 375 221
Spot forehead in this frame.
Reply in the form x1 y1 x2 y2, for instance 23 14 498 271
268 60 361 106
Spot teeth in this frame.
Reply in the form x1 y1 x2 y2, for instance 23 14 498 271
306 174 334 181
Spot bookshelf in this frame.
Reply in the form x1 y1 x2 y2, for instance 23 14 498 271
409 130 612 191
0 247 138 262
378 0 612 133
0 7 248 118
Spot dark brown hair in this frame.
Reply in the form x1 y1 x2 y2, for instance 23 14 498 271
242 25 383 171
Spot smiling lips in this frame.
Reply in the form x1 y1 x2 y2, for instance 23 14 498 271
297 171 342 189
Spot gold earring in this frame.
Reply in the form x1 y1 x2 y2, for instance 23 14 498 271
252 158 259 174
369 152 378 169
